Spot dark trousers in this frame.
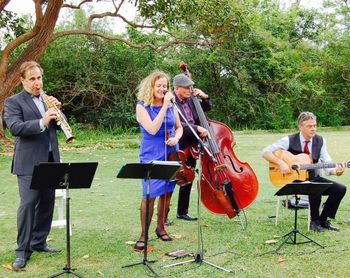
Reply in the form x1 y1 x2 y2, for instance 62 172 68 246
309 176 346 221
177 155 196 215
15 153 55 259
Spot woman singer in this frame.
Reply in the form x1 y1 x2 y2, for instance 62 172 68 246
134 70 183 251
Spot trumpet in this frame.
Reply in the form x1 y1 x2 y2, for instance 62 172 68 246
41 92 75 143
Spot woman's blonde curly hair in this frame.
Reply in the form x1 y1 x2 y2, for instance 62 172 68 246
137 70 170 106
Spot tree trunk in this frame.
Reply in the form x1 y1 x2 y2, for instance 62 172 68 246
0 0 63 147
0 86 14 152
0 79 18 151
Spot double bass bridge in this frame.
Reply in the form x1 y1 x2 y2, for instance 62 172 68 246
214 163 227 171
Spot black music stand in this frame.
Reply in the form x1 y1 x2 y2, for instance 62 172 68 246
117 161 181 277
273 181 331 253
31 162 98 278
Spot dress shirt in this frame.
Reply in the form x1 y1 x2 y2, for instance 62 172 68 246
261 132 334 175
31 94 53 151
31 94 46 132
180 100 195 125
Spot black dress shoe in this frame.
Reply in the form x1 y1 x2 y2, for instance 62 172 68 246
176 214 198 221
32 246 61 253
12 257 26 270
321 220 340 232
310 220 324 232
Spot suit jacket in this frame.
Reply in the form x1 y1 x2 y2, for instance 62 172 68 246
174 94 212 150
4 90 60 175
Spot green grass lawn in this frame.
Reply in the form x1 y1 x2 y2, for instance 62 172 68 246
1 130 350 277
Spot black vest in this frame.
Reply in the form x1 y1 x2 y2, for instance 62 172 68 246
288 133 323 179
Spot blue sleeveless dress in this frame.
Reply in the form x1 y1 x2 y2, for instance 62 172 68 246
138 102 178 198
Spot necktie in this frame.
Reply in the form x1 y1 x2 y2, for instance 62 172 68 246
304 141 310 154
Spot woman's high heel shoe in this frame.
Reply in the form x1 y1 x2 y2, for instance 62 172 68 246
134 240 145 251
155 229 173 241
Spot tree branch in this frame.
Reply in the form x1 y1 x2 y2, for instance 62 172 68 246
1 0 63 95
50 29 201 51
0 0 53 80
62 0 92 9
86 10 161 30
0 31 39 81
85 0 163 31
0 0 10 12
34 0 44 22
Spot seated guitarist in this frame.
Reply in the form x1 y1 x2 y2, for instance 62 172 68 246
262 111 346 232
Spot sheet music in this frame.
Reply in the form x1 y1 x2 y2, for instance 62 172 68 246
151 160 181 166
291 180 332 185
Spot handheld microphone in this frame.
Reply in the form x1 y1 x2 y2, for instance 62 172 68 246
163 90 175 103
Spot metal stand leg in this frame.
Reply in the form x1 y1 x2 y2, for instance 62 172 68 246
162 150 232 273
122 174 158 277
49 175 84 278
274 194 324 253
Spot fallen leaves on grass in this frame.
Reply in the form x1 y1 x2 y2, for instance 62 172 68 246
265 239 278 244
171 234 184 239
3 263 13 271
133 246 155 253
2 263 25 272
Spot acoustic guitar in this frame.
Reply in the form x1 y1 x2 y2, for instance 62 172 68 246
269 150 350 187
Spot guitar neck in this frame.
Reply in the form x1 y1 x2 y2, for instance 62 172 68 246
298 161 350 170
269 150 348 187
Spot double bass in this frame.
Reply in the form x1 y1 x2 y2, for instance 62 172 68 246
180 62 259 218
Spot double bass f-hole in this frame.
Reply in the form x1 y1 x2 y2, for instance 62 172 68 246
224 154 244 173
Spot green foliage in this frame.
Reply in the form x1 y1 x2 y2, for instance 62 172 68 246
137 0 199 27
0 10 29 49
18 0 349 131
41 36 143 129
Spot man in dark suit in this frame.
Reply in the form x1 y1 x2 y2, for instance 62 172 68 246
4 61 61 270
262 111 346 232
173 74 212 221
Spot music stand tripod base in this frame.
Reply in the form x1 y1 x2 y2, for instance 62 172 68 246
31 162 98 278
162 147 232 273
273 181 331 253
162 250 232 273
117 162 181 277
49 267 83 278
